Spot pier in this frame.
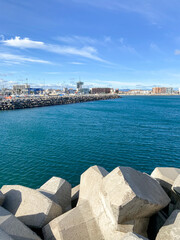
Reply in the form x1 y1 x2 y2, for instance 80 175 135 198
0 94 120 111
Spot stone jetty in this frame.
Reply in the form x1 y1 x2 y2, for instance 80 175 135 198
0 166 180 239
0 94 120 111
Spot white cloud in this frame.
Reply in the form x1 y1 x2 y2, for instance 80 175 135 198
2 36 107 62
0 53 51 64
119 38 124 44
72 0 174 24
175 49 180 55
104 36 111 43
150 43 162 53
118 38 138 55
56 35 97 45
3 36 44 48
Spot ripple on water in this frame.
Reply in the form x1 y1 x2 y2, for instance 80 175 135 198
0 96 180 187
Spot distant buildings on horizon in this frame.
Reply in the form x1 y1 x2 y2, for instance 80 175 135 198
0 81 180 99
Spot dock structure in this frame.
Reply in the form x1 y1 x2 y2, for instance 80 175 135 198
0 94 120 111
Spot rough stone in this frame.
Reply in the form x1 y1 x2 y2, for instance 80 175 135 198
120 232 149 240
43 201 104 240
43 166 171 240
0 191 4 206
101 167 170 225
172 174 180 195
151 167 180 190
77 166 150 239
71 184 80 202
39 177 71 212
147 210 167 240
156 210 180 240
71 184 80 208
0 206 41 239
0 95 121 111
1 185 62 228
117 218 149 237
0 229 14 240
78 165 108 217
43 166 125 240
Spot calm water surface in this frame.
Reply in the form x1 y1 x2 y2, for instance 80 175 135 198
0 96 180 188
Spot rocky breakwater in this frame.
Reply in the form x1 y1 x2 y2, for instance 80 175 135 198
0 166 179 239
0 94 120 111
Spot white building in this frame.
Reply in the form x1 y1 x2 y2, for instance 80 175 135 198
166 88 173 94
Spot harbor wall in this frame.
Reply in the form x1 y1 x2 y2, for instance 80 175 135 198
0 94 120 111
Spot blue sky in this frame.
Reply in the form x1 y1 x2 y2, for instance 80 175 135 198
1 0 180 89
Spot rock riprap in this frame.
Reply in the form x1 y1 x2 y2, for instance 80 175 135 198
172 174 180 195
151 167 180 216
0 191 4 206
0 229 14 240
101 167 170 224
156 210 180 240
121 232 149 240
0 206 41 239
1 185 62 228
151 167 180 191
1 166 179 240
43 166 172 240
38 177 71 213
0 94 121 111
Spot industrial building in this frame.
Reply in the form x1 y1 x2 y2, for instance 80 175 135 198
76 81 89 94
90 88 112 94
13 84 43 95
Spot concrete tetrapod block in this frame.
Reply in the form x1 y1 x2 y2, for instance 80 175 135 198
1 185 62 228
0 229 14 240
117 218 149 237
0 191 4 206
156 210 180 240
39 177 71 213
101 167 170 225
71 184 80 208
172 174 180 195
120 232 149 240
71 184 80 202
77 166 126 239
0 206 41 239
151 167 180 191
78 165 108 217
43 201 104 240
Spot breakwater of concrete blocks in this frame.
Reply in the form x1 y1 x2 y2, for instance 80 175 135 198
0 166 179 239
0 94 120 111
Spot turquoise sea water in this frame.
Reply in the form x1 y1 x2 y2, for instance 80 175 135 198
0 96 180 188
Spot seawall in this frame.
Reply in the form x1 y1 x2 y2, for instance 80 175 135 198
0 94 120 111
0 166 179 239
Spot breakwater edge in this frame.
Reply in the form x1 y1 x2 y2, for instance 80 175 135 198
0 166 179 239
0 94 120 111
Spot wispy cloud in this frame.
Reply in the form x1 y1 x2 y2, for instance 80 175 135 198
150 43 160 51
118 38 139 55
72 0 175 25
150 43 164 54
0 52 51 64
56 35 97 45
2 36 107 62
174 49 180 55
